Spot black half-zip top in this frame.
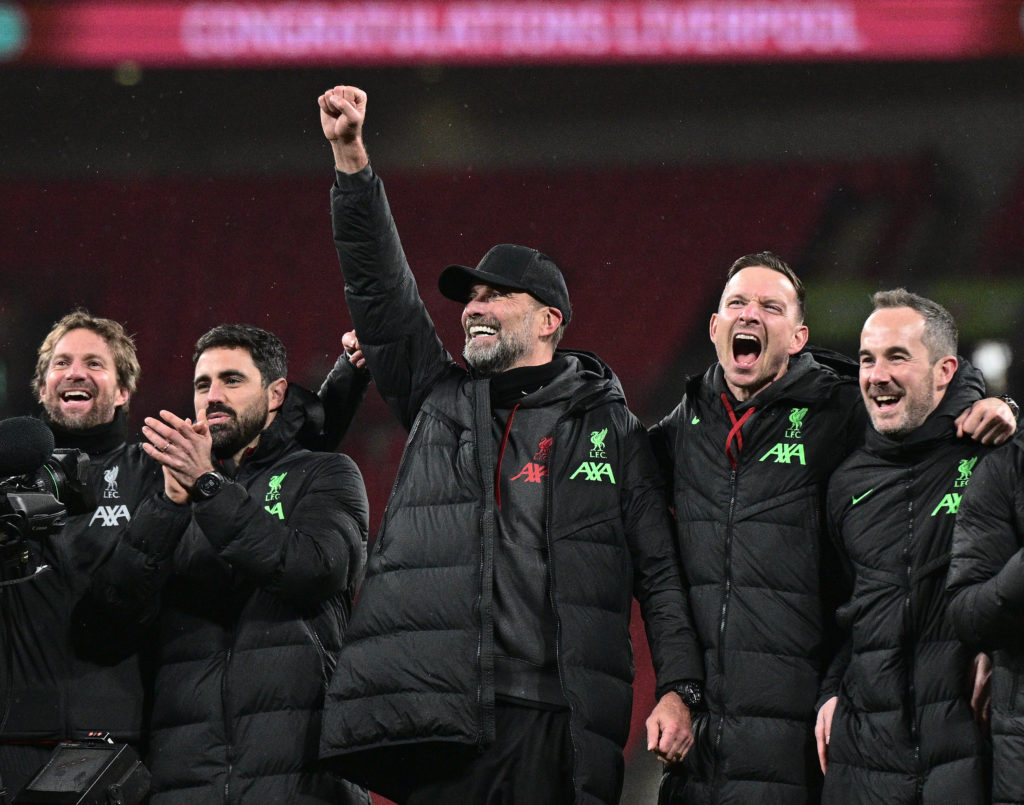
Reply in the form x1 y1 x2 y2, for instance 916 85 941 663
720 393 756 470
487 357 576 709
490 357 570 511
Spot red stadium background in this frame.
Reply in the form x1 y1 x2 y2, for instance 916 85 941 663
2 1 1023 801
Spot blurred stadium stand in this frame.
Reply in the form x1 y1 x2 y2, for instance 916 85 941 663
2 3 1023 802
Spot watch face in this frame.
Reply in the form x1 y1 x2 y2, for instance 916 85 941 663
679 682 703 708
196 473 222 498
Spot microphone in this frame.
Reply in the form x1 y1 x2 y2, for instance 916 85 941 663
0 417 56 476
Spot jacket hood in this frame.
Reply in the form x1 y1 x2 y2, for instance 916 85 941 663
863 357 985 460
242 383 324 469
802 344 860 379
554 348 626 412
687 350 851 417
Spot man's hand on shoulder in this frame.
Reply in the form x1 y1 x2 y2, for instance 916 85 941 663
318 85 369 174
955 396 1017 445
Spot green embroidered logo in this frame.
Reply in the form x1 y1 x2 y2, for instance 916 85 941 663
851 489 874 506
758 443 806 465
571 427 615 481
785 407 808 439
266 472 287 501
955 456 977 488
570 462 616 484
691 415 700 425
264 472 287 520
931 493 962 517
931 455 979 516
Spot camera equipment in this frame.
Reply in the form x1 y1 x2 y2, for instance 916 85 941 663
0 418 92 582
13 734 149 805
0 418 55 477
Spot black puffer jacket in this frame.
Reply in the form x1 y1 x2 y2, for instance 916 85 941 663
319 166 702 805
821 368 990 805
97 387 370 805
1 414 181 745
947 430 1024 805
650 353 862 805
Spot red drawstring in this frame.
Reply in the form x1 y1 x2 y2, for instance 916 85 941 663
721 393 755 470
494 403 521 509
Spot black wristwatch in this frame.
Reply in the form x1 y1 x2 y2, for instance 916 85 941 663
193 471 228 501
674 680 705 711
998 394 1020 422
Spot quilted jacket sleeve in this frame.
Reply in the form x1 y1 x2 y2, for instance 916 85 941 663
196 452 369 606
623 409 705 693
947 438 1024 649
331 166 459 431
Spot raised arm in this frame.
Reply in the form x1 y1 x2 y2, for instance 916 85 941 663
318 84 459 430
319 85 369 174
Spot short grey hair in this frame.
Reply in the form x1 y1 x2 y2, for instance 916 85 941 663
871 288 957 362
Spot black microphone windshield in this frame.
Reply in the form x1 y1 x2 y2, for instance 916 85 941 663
0 417 56 476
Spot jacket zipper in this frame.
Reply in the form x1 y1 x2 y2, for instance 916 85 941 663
711 467 739 803
545 412 580 797
222 640 234 805
902 479 924 804
473 381 496 747
302 618 332 686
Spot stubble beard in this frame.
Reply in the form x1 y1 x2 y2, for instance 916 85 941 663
867 381 935 438
43 385 118 431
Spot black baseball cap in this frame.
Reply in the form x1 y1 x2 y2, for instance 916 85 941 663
438 244 572 324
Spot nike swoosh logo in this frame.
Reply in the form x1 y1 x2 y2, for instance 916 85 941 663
851 489 875 506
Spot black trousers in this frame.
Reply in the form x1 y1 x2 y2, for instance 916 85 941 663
400 702 574 805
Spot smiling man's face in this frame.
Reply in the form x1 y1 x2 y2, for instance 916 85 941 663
193 346 281 461
39 328 129 430
461 283 554 376
859 306 955 437
710 266 808 402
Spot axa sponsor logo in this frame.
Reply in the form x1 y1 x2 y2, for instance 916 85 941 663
570 462 616 484
89 504 131 527
511 437 552 485
511 463 547 483
931 493 962 516
570 427 616 483
758 442 806 465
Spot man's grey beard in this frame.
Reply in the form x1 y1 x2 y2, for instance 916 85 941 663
463 335 529 377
